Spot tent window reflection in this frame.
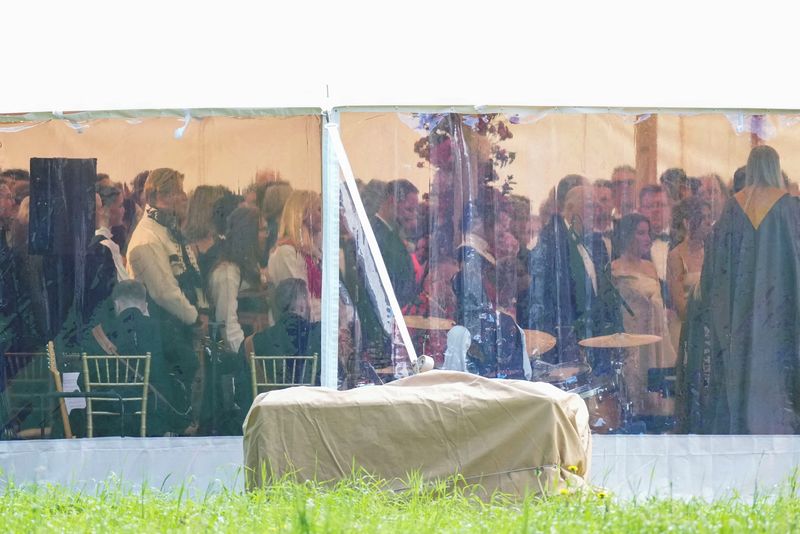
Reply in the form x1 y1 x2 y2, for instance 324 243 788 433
3 109 800 439
339 111 800 436
0 112 322 439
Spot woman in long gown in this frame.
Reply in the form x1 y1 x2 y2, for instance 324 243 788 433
667 198 711 350
612 213 678 432
667 197 712 432
702 145 800 434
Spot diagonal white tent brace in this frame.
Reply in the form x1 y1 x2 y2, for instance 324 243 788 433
325 122 419 368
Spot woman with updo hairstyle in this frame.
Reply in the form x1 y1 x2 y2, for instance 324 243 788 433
612 213 677 432
207 206 265 353
267 190 322 323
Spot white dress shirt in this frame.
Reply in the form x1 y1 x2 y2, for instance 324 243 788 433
564 218 597 294
95 226 130 282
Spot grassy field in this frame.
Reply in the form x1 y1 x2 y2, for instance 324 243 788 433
3 473 800 533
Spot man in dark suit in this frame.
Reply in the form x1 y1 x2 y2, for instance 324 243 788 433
523 181 621 365
350 179 420 375
370 179 419 309
592 179 615 259
83 184 128 323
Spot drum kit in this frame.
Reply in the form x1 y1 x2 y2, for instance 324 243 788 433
391 315 662 434
524 330 661 434
527 331 662 434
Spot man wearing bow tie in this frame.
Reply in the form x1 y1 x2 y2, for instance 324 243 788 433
524 180 621 364
639 184 672 282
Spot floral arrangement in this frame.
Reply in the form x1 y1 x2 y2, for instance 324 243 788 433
412 113 517 195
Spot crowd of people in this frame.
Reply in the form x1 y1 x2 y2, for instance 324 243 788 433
355 146 800 435
1 139 799 437
0 167 323 437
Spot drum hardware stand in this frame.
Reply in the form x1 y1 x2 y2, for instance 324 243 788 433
202 321 226 436
419 331 430 356
610 350 634 431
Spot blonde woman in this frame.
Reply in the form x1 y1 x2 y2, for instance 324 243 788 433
267 190 322 322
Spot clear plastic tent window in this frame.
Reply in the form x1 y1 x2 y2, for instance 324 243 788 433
0 109 322 439
333 108 800 436
1 107 799 439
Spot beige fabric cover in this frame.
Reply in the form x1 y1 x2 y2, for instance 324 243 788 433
243 370 591 497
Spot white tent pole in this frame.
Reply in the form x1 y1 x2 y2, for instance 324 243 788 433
319 112 341 389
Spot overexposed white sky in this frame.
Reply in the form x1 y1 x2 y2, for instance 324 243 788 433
4 1 800 113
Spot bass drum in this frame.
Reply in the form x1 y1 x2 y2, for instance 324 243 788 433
571 380 622 434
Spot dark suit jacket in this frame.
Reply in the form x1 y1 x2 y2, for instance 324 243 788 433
83 234 118 323
371 215 416 309
523 215 620 363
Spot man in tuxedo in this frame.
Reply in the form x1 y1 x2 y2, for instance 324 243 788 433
83 184 128 323
523 183 621 364
592 179 614 258
353 179 419 373
638 184 672 281
371 179 419 309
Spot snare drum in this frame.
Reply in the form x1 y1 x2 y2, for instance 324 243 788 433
571 380 622 434
540 362 591 391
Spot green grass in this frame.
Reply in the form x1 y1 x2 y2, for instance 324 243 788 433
2 472 800 533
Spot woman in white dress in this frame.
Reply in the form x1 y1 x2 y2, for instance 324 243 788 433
267 190 323 323
612 213 678 431
208 206 266 353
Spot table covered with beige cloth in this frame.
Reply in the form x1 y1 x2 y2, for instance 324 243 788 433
243 370 591 497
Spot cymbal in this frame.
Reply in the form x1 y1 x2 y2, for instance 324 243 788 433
403 315 456 331
523 329 557 356
578 333 662 349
